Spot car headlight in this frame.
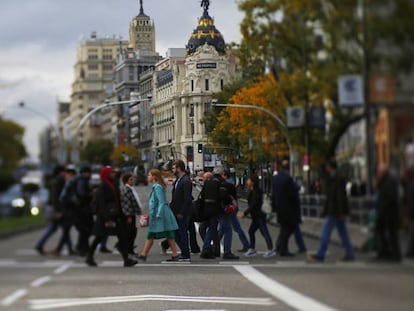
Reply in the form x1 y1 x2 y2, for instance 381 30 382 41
30 206 40 216
11 198 25 208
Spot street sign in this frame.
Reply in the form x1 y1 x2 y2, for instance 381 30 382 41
286 106 305 128
309 107 326 128
338 75 364 107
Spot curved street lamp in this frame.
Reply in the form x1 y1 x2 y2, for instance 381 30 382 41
211 100 294 175
18 101 65 164
71 96 152 163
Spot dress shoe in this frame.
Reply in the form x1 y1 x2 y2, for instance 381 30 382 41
307 253 324 263
34 245 45 256
200 252 216 259
279 252 295 257
166 255 180 262
85 257 98 267
47 249 61 257
124 259 138 267
222 253 239 260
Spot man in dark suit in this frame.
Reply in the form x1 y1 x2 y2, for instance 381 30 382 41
162 159 193 261
271 160 301 256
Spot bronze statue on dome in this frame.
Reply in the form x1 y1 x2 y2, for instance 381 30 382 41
201 0 210 13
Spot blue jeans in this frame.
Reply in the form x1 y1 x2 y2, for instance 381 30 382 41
176 215 190 259
218 214 233 254
316 217 355 259
35 220 60 248
294 226 307 252
248 216 273 250
219 212 250 250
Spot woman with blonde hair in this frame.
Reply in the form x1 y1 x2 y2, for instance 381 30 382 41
137 169 179 261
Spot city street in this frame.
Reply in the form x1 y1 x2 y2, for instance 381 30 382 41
0 184 413 311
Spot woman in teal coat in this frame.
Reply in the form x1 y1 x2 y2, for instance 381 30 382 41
137 169 179 261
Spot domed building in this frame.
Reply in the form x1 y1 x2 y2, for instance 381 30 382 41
150 0 240 173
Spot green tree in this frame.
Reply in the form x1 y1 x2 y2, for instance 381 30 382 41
80 138 114 165
235 0 414 161
110 144 141 167
0 118 27 190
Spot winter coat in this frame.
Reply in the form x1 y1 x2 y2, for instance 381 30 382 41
323 173 349 218
272 171 301 226
170 174 193 216
148 183 178 233
244 187 265 219
121 186 142 216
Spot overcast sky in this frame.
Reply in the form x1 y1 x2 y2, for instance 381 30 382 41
0 0 243 162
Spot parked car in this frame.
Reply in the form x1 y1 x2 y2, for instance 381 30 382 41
0 184 28 217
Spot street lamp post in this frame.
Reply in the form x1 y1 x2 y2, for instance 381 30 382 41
71 96 152 163
211 101 294 175
18 101 65 164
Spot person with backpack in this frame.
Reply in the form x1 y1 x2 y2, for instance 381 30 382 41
200 165 239 260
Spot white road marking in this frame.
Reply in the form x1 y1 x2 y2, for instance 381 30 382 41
0 288 28 307
234 265 338 311
29 294 275 310
31 276 51 288
54 264 71 274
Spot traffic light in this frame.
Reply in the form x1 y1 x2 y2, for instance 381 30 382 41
156 149 161 159
197 143 203 153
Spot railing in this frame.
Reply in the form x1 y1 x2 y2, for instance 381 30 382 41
300 194 375 226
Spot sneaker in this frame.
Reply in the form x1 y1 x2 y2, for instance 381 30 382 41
178 257 191 262
136 254 147 261
263 250 277 258
244 248 257 257
307 253 324 263
124 259 138 267
222 253 240 260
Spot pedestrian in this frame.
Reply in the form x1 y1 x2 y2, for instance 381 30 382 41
47 165 79 256
34 165 70 255
221 169 250 253
85 166 137 267
308 159 355 262
271 160 303 256
374 164 402 262
136 169 179 262
160 159 193 261
120 172 143 255
242 175 275 258
72 166 94 256
200 165 239 260
406 172 414 259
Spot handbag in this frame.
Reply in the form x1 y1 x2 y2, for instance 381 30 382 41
262 194 272 214
139 214 149 227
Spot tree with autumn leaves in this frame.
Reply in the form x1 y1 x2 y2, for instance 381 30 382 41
207 0 414 171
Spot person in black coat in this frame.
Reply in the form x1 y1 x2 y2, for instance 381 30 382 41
85 166 137 267
271 160 301 256
242 175 275 258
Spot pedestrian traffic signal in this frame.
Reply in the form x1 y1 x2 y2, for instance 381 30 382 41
156 149 161 159
197 143 203 153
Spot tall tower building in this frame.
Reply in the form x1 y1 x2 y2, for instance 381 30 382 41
129 0 156 55
69 32 128 152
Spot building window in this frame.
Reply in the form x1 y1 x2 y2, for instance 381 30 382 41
88 64 98 70
205 79 209 91
221 79 224 90
191 80 194 92
88 54 98 60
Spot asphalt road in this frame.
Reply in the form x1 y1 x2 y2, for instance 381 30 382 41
1 183 413 311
